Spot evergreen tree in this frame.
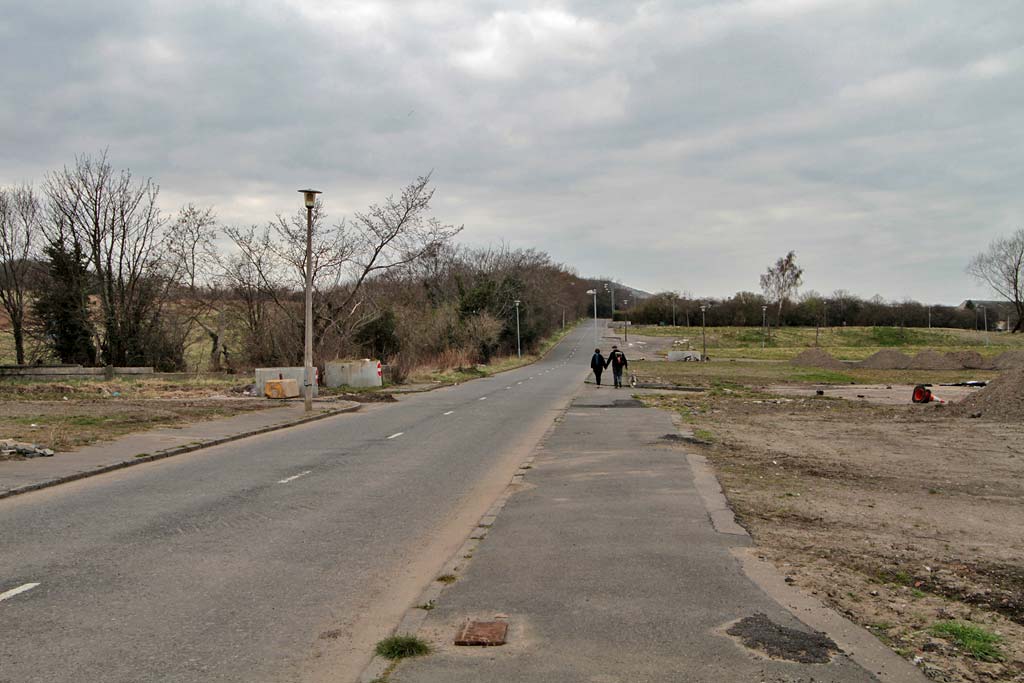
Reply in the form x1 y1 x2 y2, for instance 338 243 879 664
34 238 96 365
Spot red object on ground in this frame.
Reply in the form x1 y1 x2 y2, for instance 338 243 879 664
912 385 932 403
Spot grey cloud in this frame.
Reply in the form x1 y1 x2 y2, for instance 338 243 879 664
1 0 1022 303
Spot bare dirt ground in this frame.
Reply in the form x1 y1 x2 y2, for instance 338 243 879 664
0 378 280 452
641 388 1024 682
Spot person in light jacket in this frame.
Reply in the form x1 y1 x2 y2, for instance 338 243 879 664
590 348 606 386
605 345 628 388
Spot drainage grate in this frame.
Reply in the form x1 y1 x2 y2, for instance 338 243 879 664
454 620 508 647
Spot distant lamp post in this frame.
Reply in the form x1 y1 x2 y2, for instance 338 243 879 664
514 299 522 358
981 305 989 345
623 299 629 342
298 188 321 413
604 282 615 319
586 289 598 343
700 304 709 361
761 305 768 349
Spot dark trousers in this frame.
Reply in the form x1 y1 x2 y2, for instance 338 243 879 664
593 369 603 385
613 369 623 387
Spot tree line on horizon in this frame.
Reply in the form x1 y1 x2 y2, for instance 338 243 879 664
0 153 593 376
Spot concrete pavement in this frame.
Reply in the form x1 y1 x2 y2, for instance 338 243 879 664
387 385 924 683
0 323 596 682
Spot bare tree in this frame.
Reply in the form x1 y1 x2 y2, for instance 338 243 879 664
968 229 1024 332
225 174 461 364
45 152 174 366
0 185 42 364
166 205 228 368
760 250 803 333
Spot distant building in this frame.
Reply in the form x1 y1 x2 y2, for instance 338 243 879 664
959 300 1015 331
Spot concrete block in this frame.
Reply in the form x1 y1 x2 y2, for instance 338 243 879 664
255 367 318 397
667 351 702 362
265 378 300 399
324 359 383 388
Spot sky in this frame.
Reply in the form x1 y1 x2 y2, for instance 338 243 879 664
2 0 1022 304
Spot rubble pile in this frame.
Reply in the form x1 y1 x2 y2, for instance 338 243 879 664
790 349 846 370
954 367 1024 420
0 439 55 458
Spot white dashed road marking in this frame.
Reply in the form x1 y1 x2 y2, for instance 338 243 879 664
387 432 404 439
277 470 312 484
443 411 454 416
0 583 39 603
479 397 487 401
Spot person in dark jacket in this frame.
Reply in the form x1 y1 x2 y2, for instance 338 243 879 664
590 348 606 385
605 345 628 388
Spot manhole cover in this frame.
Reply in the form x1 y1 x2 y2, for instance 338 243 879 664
726 613 838 663
454 620 508 646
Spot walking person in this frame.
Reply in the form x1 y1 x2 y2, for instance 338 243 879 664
590 348 606 386
605 345 628 388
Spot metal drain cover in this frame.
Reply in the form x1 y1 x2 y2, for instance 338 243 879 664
454 620 508 646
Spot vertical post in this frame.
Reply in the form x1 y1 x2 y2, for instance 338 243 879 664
701 304 707 361
672 299 677 327
928 306 931 329
514 300 521 358
590 290 598 343
298 189 321 414
304 203 314 413
983 306 989 345
761 305 767 349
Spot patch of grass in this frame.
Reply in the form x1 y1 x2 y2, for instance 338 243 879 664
911 589 927 599
693 428 715 443
436 573 457 584
374 635 430 660
929 621 1005 662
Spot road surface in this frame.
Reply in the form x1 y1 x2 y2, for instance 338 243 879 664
0 323 599 682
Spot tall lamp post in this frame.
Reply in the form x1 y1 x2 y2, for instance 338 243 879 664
298 189 321 413
700 303 708 361
514 299 522 358
981 305 989 345
587 289 598 343
604 282 615 321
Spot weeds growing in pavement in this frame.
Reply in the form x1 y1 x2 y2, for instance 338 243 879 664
374 635 430 660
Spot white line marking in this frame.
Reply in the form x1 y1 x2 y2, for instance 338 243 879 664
387 432 404 439
505 386 511 390
0 583 40 603
443 410 454 415
517 382 523 385
277 470 312 484
479 396 487 401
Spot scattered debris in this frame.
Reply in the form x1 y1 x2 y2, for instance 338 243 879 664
0 439 55 458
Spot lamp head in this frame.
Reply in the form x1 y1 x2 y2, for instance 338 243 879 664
298 189 322 208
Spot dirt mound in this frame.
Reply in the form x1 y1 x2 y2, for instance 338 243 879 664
992 350 1024 369
945 350 991 369
857 349 912 370
908 350 962 370
790 349 845 370
955 368 1024 420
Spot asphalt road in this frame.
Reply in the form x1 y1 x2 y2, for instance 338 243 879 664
0 323 599 683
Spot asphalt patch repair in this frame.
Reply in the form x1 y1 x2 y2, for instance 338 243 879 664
726 613 839 664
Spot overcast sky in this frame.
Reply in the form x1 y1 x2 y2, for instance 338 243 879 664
2 1 1022 304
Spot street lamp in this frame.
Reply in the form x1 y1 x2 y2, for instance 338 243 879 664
700 303 709 361
981 305 989 345
761 305 768 349
298 188 321 413
623 299 629 342
514 299 522 358
604 282 615 319
586 289 598 343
